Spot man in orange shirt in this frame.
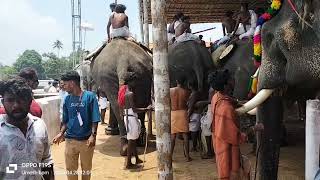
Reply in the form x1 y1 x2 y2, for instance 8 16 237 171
209 70 242 179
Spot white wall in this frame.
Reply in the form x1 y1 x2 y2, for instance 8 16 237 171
36 96 61 142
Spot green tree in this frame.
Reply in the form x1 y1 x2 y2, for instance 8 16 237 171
44 58 70 79
69 48 86 67
0 66 18 79
14 50 46 79
43 53 72 79
53 40 63 58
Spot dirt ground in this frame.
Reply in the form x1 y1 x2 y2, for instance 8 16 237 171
51 109 305 180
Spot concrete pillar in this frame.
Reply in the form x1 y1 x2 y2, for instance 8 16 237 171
139 0 145 44
306 99 320 179
143 0 149 47
151 0 173 179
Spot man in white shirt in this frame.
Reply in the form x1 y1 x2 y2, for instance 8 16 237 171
232 3 257 40
0 77 54 180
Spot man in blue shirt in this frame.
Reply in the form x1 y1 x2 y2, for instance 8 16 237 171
53 71 100 180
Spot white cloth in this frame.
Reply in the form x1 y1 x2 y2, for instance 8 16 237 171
110 26 130 38
124 108 141 140
59 90 68 121
217 34 232 46
200 104 213 136
48 86 57 93
175 32 200 43
189 113 201 132
99 97 108 110
236 10 257 40
0 114 53 180
174 20 182 30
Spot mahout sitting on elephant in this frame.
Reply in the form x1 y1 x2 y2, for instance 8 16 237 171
91 38 152 155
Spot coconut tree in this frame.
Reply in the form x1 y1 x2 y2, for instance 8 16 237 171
53 40 63 58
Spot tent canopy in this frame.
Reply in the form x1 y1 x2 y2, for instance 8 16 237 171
139 0 269 23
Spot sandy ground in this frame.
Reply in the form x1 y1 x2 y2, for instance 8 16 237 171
51 109 305 180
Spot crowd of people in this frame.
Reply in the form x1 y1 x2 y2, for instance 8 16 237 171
0 67 261 180
0 2 266 180
0 68 113 180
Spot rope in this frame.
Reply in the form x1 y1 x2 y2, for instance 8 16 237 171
287 0 313 28
142 110 151 168
254 131 263 180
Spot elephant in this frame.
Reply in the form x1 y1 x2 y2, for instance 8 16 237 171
168 41 214 97
234 0 320 179
91 39 153 155
74 60 94 91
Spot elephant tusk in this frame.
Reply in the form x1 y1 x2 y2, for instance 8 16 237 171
247 108 257 115
236 89 274 114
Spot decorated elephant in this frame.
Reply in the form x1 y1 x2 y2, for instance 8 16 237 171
91 39 153 155
234 0 320 179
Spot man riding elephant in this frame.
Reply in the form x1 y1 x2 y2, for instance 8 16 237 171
107 4 133 41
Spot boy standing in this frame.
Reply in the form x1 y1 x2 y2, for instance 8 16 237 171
53 71 100 180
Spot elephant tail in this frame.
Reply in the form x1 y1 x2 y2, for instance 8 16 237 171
118 85 127 108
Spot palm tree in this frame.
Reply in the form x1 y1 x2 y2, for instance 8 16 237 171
53 40 63 58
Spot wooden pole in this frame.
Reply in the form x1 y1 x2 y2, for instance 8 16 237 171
151 0 173 179
139 0 145 44
143 0 149 47
306 99 320 179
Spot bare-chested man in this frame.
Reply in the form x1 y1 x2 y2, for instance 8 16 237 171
122 73 152 169
232 3 257 40
170 78 192 162
175 16 200 44
107 4 130 41
168 12 184 44
175 16 191 38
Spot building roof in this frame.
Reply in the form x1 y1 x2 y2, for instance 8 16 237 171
139 0 269 23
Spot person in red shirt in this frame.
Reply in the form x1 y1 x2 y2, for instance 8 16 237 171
0 67 42 117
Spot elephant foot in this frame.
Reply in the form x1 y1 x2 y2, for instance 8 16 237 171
105 126 120 135
120 138 128 156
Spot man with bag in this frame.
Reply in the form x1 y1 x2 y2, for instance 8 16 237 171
53 71 100 180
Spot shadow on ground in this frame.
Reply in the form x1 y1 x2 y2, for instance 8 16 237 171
95 134 157 157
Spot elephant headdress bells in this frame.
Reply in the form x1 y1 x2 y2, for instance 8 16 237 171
249 0 282 98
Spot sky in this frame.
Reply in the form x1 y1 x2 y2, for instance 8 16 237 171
0 0 223 66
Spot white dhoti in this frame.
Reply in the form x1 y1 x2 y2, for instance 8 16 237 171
124 108 141 140
110 26 131 39
189 113 201 132
175 32 200 43
200 104 213 136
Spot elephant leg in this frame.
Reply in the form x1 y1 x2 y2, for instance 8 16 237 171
137 112 146 147
257 96 283 180
102 80 127 156
106 105 120 135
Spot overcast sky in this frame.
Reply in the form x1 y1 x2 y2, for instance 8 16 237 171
0 0 223 66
